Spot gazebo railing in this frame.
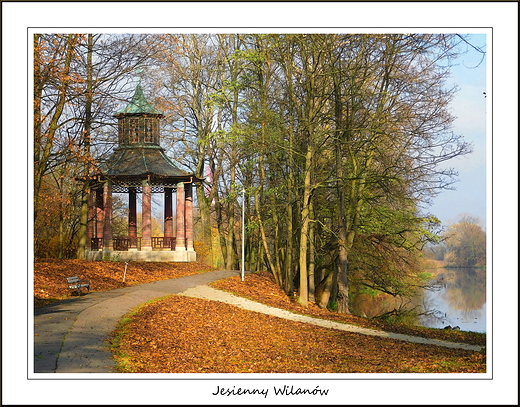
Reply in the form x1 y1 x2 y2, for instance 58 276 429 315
151 237 176 250
90 237 186 251
113 237 141 251
90 237 141 251
90 237 103 251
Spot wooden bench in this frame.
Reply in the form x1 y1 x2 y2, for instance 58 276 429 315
66 276 90 296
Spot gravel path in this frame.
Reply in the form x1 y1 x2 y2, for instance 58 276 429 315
180 285 483 352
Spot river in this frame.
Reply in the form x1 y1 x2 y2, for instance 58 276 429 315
419 267 486 333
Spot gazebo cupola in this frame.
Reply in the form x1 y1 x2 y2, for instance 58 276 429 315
114 79 163 146
84 81 200 262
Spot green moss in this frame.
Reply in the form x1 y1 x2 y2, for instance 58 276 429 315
327 301 338 311
417 271 433 282
356 286 381 297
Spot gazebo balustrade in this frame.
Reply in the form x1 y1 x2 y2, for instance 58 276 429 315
113 236 142 251
90 236 189 252
152 236 178 250
90 237 103 251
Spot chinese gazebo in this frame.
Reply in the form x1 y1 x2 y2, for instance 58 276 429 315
84 81 200 262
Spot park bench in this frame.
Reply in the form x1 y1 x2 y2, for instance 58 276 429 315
66 276 90 296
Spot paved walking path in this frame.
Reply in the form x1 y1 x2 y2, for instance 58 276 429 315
33 270 483 374
34 270 238 373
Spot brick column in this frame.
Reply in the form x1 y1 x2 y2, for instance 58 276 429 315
175 182 186 251
164 188 174 237
141 180 152 250
185 183 194 251
102 181 113 251
128 187 138 249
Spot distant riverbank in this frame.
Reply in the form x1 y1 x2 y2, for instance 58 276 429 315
419 265 486 333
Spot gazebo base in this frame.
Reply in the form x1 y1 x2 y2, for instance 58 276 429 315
85 250 196 262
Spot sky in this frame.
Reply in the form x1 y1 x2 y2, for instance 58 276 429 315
427 34 488 228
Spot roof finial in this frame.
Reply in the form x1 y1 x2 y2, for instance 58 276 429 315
135 53 143 85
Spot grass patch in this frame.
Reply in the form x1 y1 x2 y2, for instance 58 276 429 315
110 295 172 373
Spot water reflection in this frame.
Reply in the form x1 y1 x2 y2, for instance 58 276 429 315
420 267 486 333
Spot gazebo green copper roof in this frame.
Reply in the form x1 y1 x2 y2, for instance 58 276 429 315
116 80 163 116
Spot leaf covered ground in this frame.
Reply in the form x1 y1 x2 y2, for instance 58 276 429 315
111 271 485 374
33 259 211 307
113 295 485 373
34 260 486 373
210 271 486 347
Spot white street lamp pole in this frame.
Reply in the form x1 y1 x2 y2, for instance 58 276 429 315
241 187 245 282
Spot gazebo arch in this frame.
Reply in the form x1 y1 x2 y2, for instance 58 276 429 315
84 81 201 262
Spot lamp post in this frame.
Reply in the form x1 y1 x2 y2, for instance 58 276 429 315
241 187 245 282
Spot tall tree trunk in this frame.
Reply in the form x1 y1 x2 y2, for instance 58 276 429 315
333 70 351 314
195 148 218 266
215 193 227 265
224 42 240 270
33 34 43 224
308 199 316 303
33 34 42 183
298 144 313 307
284 171 295 294
252 42 283 284
225 165 236 270
77 34 93 259
195 185 214 265
316 268 335 309
255 129 281 283
254 187 282 286
281 47 298 295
